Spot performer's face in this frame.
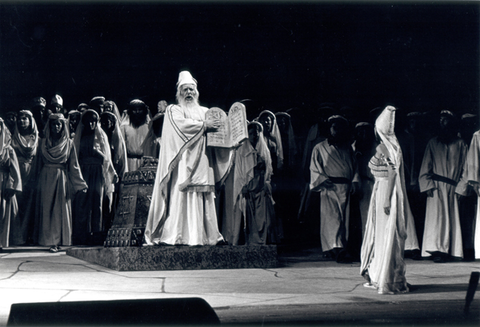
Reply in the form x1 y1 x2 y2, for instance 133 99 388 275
51 120 63 136
18 114 30 131
86 118 97 131
248 125 260 147
103 102 112 113
259 115 272 134
180 84 198 103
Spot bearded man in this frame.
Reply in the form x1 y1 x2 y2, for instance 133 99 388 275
144 71 231 246
419 110 467 262
120 99 150 171
310 115 360 262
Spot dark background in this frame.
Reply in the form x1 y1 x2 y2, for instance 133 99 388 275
1 1 479 121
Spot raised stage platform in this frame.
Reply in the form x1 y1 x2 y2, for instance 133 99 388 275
66 245 278 271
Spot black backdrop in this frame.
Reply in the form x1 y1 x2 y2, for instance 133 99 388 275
1 1 479 120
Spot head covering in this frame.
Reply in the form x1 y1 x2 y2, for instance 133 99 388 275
90 96 105 105
100 111 128 178
328 114 348 126
74 109 117 200
440 110 455 118
104 100 122 122
176 71 197 88
12 110 39 161
375 105 400 166
77 103 89 112
233 121 273 212
41 113 72 164
31 97 46 109
355 122 372 129
121 99 151 127
257 110 283 169
275 112 298 168
51 94 63 108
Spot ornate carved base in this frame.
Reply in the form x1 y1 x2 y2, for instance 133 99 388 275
66 245 278 271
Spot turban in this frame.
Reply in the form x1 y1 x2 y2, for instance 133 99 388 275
176 71 197 88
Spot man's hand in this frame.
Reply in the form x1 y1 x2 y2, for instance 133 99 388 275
205 119 222 132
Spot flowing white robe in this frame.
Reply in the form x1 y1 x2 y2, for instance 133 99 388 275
419 136 467 258
309 139 359 252
360 149 409 294
144 104 231 246
460 130 480 259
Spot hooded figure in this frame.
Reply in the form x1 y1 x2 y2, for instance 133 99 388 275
0 118 22 250
10 110 39 245
73 110 117 245
257 110 283 172
229 121 281 245
360 106 413 294
34 114 87 252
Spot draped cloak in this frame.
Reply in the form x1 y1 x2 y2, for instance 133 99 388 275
360 106 411 294
144 104 232 246
0 120 22 248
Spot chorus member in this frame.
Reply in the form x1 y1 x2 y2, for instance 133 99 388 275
10 110 38 245
232 121 279 245
309 115 360 262
120 99 150 171
419 110 467 262
73 110 117 245
35 114 87 252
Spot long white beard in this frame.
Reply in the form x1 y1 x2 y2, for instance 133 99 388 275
177 96 199 109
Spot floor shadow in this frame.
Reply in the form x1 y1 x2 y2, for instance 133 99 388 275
409 283 469 294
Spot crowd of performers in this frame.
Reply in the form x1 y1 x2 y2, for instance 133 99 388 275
0 72 479 288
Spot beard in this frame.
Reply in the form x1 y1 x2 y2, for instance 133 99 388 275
130 111 148 128
177 96 199 109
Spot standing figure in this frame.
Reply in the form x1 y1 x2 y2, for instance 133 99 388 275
144 71 231 246
0 118 22 251
257 110 283 172
232 121 279 245
90 96 105 115
104 100 123 123
10 110 39 245
100 111 128 230
360 105 410 295
35 114 87 252
30 97 47 137
4 112 17 135
73 110 117 245
142 112 165 159
419 110 467 262
120 99 151 171
67 110 81 139
460 128 480 259
50 94 65 116
309 115 360 262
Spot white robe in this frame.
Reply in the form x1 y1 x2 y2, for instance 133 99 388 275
144 104 231 246
459 130 480 259
419 136 467 258
309 140 359 252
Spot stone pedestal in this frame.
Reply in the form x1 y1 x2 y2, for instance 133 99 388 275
66 245 278 271
104 157 157 247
